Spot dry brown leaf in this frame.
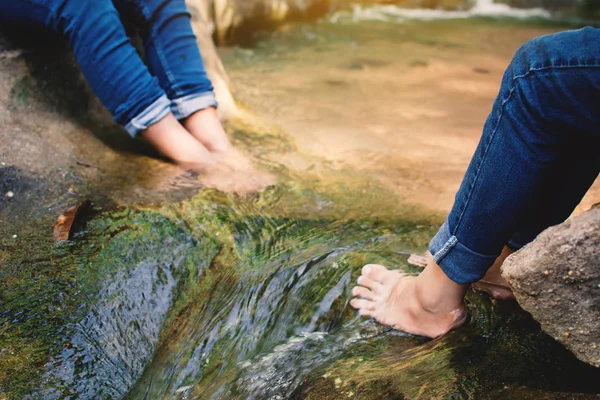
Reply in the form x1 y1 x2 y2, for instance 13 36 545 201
53 200 91 241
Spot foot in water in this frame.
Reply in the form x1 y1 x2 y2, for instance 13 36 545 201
472 245 516 300
350 261 468 338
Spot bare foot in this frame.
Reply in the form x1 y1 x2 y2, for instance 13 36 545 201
350 262 468 338
472 245 515 300
199 161 274 195
140 113 216 167
183 107 232 153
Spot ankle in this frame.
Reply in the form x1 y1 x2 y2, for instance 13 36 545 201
414 261 468 314
140 113 215 166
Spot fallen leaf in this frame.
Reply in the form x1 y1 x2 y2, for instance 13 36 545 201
53 200 91 241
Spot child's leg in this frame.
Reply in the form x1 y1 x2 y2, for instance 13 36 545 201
0 0 214 165
114 0 231 153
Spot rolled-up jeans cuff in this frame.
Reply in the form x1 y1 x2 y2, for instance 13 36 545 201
429 220 499 284
124 95 172 138
171 91 218 120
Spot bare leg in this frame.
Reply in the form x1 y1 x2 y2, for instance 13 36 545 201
350 262 468 338
140 113 216 167
182 107 232 153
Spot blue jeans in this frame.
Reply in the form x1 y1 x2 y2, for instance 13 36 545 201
430 27 600 284
1 0 217 136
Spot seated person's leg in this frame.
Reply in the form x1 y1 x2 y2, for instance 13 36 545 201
351 27 600 337
0 0 215 165
115 0 231 153
478 144 600 299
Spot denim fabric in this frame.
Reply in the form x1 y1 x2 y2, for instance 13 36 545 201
430 27 600 284
0 0 217 136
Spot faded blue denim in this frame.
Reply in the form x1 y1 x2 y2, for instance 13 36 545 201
430 27 600 284
0 0 217 136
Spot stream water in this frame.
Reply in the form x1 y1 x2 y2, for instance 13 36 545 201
2 2 600 400
126 6 600 399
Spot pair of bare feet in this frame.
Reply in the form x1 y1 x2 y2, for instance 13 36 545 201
140 107 231 167
139 107 274 194
350 246 515 338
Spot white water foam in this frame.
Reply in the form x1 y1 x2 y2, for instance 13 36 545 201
330 0 551 23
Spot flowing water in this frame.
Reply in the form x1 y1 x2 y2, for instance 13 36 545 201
2 2 600 400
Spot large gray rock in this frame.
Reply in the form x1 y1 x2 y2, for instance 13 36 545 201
502 207 600 368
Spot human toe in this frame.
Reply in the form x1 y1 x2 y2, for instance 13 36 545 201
350 298 376 311
352 286 375 300
356 275 383 293
362 264 395 284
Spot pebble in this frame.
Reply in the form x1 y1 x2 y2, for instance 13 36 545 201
1 162 5 166
5 191 14 198
543 269 553 275
12 234 17 239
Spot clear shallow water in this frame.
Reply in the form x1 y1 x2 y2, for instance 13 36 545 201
42 184 597 400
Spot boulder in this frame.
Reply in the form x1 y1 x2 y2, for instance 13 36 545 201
502 207 600 368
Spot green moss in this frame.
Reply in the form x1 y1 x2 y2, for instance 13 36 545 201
8 77 35 110
0 119 439 399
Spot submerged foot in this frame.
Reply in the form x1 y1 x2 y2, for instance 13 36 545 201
472 246 516 300
350 262 468 338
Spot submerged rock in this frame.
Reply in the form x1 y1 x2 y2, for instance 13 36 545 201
503 207 600 368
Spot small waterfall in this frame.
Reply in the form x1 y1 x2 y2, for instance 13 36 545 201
470 0 550 16
330 0 551 23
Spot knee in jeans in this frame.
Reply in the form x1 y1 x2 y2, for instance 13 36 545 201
511 28 596 74
510 36 550 75
56 0 118 39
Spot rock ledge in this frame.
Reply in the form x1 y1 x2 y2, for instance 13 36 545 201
503 207 600 368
